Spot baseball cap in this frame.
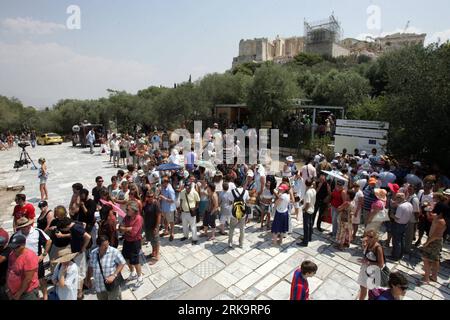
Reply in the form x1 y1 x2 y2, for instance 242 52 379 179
38 200 48 208
278 184 289 192
8 234 26 249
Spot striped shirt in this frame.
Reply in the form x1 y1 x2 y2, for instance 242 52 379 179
290 269 309 300
89 246 126 293
363 185 377 211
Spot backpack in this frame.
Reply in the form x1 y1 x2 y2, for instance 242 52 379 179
232 188 250 220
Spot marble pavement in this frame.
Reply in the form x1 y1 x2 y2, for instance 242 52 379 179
0 143 448 300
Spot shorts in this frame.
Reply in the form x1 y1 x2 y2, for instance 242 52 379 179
198 200 209 217
260 204 272 213
145 227 160 246
219 211 232 225
163 211 175 224
203 211 217 228
122 240 142 265
38 261 45 279
39 177 47 185
112 151 120 159
421 239 443 262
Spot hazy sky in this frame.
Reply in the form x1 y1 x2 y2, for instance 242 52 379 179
1 0 449 108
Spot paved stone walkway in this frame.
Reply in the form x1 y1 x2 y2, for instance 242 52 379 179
0 143 449 300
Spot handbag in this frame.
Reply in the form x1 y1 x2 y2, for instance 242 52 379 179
185 192 197 218
97 253 124 292
380 265 390 287
372 208 390 223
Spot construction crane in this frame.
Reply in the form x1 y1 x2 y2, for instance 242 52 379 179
404 20 410 33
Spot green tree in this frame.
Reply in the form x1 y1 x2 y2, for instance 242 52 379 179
246 64 301 126
312 69 370 107
293 52 324 66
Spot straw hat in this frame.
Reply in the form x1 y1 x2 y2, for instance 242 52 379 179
52 248 78 264
15 217 33 229
374 189 387 201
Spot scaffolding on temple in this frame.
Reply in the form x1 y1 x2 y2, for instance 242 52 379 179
304 14 343 45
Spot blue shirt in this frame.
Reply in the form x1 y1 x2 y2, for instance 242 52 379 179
376 289 395 300
161 184 176 212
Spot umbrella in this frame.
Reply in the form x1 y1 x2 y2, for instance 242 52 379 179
100 199 126 218
322 170 348 182
156 163 182 171
196 160 216 172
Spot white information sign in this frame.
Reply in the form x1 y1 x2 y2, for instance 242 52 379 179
335 127 388 139
336 119 389 130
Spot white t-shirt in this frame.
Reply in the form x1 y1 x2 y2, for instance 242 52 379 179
110 139 120 152
355 190 364 211
17 227 50 255
303 188 317 214
52 262 79 300
395 202 414 224
226 187 249 204
275 193 290 213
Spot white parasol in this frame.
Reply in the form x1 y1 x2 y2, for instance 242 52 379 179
322 170 348 182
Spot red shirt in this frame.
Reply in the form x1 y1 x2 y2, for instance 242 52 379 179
7 248 39 295
123 214 143 242
330 189 344 208
13 203 36 222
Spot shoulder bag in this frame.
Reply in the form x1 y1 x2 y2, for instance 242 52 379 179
97 252 124 292
185 192 197 218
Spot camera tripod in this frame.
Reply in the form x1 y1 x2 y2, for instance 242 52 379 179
14 147 37 171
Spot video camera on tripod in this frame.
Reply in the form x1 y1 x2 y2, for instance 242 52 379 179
14 141 36 170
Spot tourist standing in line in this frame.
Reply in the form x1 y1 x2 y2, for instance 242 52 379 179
271 184 291 246
87 235 126 300
6 234 40 300
119 201 144 290
298 180 317 247
142 192 162 264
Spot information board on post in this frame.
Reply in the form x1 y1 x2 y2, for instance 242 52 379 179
334 119 389 154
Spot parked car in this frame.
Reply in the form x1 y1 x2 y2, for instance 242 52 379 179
37 133 63 145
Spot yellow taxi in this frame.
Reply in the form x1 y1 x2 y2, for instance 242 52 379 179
37 133 64 145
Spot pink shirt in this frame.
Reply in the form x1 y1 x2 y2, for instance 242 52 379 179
7 248 39 295
123 214 143 242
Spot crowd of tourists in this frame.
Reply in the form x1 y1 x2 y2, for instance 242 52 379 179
0 124 449 301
